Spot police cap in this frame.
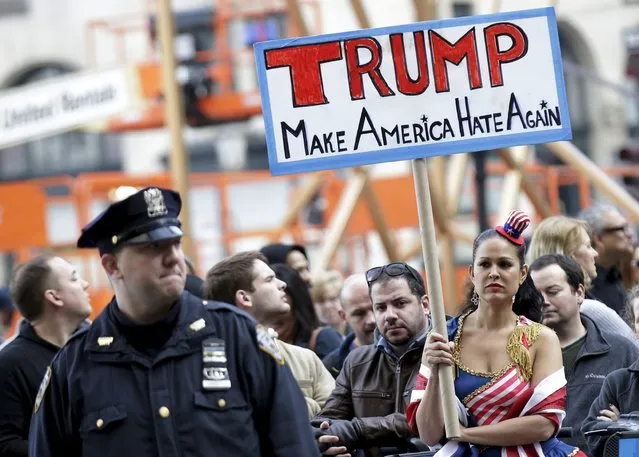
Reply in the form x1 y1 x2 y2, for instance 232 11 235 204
77 187 183 254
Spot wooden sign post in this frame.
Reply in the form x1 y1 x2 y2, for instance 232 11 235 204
411 157 461 437
254 6 571 439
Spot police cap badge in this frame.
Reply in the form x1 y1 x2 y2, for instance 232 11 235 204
77 187 183 255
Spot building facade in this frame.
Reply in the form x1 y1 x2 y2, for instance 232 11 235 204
0 0 637 286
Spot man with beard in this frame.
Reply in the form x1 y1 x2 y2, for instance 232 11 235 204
323 274 376 378
0 255 91 457
313 263 430 457
530 254 638 451
204 251 335 418
29 187 318 457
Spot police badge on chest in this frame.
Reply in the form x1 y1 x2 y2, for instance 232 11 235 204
202 338 231 391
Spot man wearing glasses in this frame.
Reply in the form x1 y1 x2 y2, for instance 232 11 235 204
579 204 635 317
313 262 430 457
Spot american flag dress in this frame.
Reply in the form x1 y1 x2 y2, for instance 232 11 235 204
406 313 586 457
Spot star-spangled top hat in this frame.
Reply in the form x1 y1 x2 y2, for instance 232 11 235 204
495 210 531 246
77 187 183 255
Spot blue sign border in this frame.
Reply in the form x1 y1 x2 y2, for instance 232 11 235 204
254 7 571 176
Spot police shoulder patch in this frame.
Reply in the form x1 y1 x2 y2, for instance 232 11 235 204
256 325 285 365
34 366 52 413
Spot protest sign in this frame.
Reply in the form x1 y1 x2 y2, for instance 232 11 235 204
254 6 571 439
0 67 140 148
254 7 571 175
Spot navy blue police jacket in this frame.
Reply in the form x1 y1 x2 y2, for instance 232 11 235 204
28 292 319 457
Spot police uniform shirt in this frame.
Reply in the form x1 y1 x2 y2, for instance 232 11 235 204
0 320 60 457
109 297 180 359
28 292 320 457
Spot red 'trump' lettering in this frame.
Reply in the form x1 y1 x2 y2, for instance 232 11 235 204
484 23 528 87
429 28 482 93
264 42 342 107
390 31 430 95
344 37 395 100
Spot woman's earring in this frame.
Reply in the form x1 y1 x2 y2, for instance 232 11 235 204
512 295 516 304
471 292 480 307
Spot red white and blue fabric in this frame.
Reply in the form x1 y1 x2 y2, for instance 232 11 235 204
496 210 531 246
405 317 585 457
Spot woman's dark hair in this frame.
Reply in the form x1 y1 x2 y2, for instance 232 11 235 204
461 229 543 322
271 263 320 342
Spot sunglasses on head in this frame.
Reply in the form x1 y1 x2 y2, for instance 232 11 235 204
366 262 423 286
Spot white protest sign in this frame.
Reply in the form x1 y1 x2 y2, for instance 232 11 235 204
0 67 140 148
254 7 571 176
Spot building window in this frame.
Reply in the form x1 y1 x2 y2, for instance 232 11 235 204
452 2 473 17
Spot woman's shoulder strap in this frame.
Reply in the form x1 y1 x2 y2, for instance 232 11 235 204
516 316 544 348
507 316 543 381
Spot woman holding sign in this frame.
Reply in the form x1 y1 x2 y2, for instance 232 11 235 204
406 211 586 457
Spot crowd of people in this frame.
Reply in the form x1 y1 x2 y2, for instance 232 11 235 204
0 187 638 457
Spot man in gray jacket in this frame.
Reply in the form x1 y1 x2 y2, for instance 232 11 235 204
530 254 639 452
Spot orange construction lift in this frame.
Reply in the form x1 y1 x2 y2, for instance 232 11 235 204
84 0 320 131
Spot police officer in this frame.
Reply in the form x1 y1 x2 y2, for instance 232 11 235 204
0 255 91 457
28 187 319 457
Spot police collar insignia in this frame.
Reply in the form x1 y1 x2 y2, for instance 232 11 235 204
98 336 114 347
144 187 168 218
34 366 52 413
256 325 285 366
190 318 206 332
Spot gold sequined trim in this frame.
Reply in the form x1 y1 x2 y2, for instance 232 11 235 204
452 310 512 378
506 321 542 382
452 312 542 387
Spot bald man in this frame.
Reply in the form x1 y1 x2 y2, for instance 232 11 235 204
323 274 375 378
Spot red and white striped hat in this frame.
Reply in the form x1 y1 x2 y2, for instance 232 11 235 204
495 210 531 246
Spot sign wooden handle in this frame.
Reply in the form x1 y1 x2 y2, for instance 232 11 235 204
157 0 194 261
411 158 461 439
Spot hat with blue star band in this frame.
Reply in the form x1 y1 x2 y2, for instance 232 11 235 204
495 210 531 246
77 187 183 255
